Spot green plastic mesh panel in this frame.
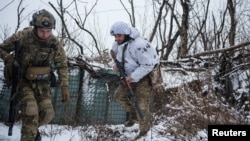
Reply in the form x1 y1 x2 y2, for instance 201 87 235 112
50 66 82 125
0 66 127 125
81 68 126 125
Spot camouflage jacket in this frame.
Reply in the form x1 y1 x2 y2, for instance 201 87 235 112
0 27 69 86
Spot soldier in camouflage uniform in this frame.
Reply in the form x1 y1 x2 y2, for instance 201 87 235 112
110 21 160 139
0 9 70 141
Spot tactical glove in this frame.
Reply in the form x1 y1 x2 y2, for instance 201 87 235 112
4 55 14 86
61 85 70 102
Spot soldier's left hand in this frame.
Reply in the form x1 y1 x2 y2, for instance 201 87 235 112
61 85 70 102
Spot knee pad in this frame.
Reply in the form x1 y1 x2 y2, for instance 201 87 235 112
25 100 38 116
39 99 54 125
21 99 39 127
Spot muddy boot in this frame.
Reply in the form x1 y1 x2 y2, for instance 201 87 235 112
34 130 41 141
124 113 138 127
134 131 148 140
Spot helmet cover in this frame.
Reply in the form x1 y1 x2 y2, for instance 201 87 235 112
110 21 131 36
30 9 56 29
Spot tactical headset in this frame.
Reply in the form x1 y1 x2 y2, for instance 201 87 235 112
30 9 56 29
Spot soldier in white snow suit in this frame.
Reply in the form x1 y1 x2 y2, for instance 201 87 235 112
110 21 160 139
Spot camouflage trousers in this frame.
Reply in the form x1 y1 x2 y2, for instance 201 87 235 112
114 76 153 133
17 80 55 141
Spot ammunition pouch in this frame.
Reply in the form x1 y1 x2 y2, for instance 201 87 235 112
25 66 51 80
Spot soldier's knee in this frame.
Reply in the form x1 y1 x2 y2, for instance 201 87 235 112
114 91 128 101
114 91 119 99
19 86 38 117
21 99 39 127
25 100 39 116
39 99 54 125
40 107 54 125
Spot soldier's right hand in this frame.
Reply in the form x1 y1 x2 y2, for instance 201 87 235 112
4 55 14 85
113 64 119 72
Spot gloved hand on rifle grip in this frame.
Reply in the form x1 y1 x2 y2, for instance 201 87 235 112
4 54 14 85
61 85 70 102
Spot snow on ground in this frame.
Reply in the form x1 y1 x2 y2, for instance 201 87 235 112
0 121 182 141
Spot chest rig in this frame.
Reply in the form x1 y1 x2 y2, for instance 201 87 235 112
18 28 58 81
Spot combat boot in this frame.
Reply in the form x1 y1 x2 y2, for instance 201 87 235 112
124 114 138 127
134 129 149 140
34 130 41 141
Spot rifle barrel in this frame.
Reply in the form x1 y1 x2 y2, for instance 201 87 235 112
8 40 19 136
126 82 144 119
8 126 13 136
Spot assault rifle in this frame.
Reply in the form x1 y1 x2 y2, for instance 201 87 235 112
8 40 19 136
110 51 143 119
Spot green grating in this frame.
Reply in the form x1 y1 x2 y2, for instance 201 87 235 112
0 67 127 126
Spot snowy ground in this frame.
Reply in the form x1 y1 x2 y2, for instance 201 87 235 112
0 121 184 141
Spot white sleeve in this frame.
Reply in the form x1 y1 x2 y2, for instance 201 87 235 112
130 41 159 82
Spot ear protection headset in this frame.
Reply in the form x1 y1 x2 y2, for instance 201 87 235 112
30 9 56 29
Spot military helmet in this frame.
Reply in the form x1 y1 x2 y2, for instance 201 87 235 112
110 21 131 36
30 9 56 29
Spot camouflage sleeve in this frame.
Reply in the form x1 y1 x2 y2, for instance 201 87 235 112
0 34 16 61
54 43 69 86
0 28 29 62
